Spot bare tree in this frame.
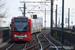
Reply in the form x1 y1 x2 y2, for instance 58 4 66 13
0 0 7 27
0 0 5 9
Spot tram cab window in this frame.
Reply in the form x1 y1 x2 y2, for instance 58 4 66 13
28 23 30 32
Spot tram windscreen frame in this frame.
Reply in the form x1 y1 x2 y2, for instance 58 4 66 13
14 18 28 32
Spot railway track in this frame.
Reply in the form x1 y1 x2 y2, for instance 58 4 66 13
43 31 58 50
5 32 40 50
37 30 59 50
26 43 39 50
44 30 65 50
5 43 15 50
5 42 27 50
1 30 66 50
26 32 40 50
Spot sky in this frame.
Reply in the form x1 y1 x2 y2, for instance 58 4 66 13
1 0 75 27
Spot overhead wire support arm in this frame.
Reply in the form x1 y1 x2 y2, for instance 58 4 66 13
19 7 24 15
27 10 51 11
20 1 51 3
20 0 51 17
19 3 26 17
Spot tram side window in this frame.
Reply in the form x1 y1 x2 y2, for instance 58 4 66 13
11 23 13 32
28 23 30 32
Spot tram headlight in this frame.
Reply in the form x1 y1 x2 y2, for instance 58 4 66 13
24 35 27 37
14 35 17 37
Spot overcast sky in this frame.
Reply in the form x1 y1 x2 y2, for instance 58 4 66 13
1 0 75 27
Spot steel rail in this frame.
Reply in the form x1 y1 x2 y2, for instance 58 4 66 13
37 33 43 50
37 32 50 50
26 43 39 50
26 32 40 50
5 43 15 50
44 32 59 50
23 42 27 50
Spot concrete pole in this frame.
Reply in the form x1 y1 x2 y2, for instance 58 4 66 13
55 5 57 28
24 3 26 17
61 0 64 44
50 0 53 36
68 8 70 29
44 0 46 30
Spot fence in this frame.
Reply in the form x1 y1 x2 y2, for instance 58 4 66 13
52 29 75 46
0 27 10 43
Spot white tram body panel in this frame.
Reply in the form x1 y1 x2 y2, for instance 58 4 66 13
31 19 42 34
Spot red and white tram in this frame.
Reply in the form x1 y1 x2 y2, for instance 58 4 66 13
10 17 42 41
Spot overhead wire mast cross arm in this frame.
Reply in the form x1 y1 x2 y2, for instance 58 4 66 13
20 1 51 3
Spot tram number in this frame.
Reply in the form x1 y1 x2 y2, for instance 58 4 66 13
19 38 23 39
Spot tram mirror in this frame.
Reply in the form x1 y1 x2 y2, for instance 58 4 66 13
10 24 11 27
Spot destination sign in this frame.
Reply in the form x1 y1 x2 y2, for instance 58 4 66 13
14 18 28 21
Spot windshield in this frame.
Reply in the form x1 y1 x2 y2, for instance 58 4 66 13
14 18 28 32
